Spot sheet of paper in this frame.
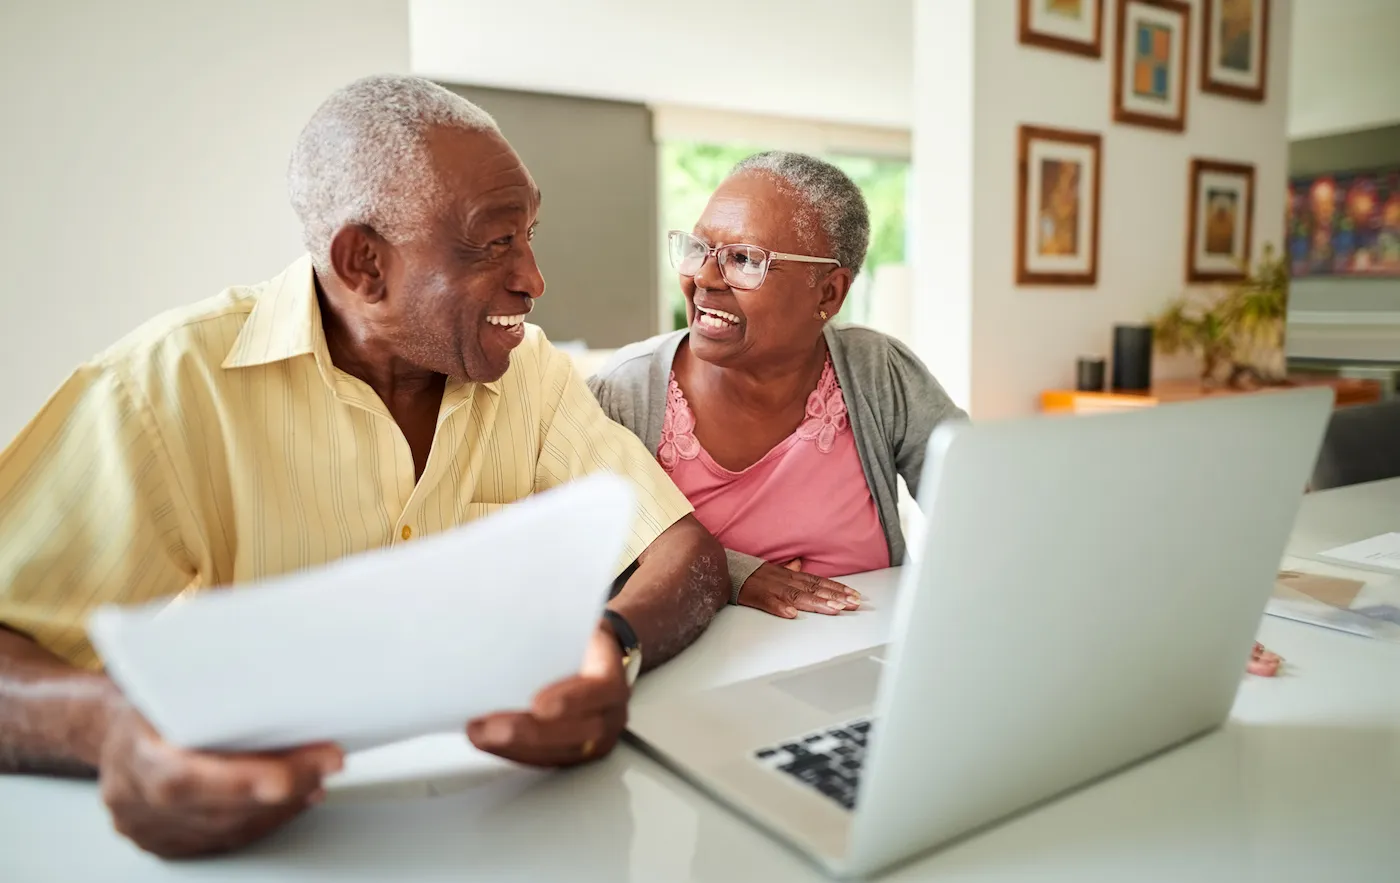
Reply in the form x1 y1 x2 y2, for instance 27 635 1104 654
1312 532 1400 575
1266 558 1400 644
87 474 635 753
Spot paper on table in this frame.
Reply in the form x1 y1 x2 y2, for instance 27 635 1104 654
87 474 635 753
1311 532 1400 575
1267 562 1400 643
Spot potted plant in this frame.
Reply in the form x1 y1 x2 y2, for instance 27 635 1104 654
1150 244 1289 390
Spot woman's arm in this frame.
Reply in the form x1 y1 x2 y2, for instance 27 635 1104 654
886 338 968 499
726 550 764 604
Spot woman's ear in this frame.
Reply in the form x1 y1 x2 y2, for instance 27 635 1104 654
817 266 855 319
328 224 392 304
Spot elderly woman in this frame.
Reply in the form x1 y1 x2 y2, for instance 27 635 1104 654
590 152 965 618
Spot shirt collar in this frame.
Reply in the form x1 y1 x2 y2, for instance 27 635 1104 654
221 255 501 399
222 255 321 370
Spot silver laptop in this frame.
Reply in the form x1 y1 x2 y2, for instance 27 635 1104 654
629 389 1332 879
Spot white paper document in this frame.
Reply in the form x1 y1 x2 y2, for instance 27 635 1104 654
1311 532 1400 575
87 474 636 753
1267 563 1400 644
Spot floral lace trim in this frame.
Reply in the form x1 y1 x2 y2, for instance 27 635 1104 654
658 358 847 471
796 359 848 453
658 378 702 470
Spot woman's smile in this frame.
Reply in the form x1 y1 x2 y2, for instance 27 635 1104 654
692 304 744 340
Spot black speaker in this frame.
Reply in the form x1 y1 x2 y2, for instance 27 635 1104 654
1112 325 1153 392
1076 356 1106 392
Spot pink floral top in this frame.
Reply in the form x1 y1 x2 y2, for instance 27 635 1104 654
659 357 890 578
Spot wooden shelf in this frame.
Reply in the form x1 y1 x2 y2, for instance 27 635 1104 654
1041 376 1382 415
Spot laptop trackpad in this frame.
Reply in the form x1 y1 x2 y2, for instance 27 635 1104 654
771 655 883 715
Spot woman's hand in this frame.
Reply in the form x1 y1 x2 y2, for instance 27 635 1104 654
737 560 862 619
1247 642 1282 677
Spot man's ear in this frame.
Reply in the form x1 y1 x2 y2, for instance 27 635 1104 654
817 266 855 318
327 225 391 303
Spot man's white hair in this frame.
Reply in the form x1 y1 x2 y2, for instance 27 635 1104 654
287 74 500 273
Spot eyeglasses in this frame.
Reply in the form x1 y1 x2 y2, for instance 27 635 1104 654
667 230 840 291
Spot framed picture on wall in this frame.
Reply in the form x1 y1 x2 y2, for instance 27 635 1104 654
1201 0 1269 101
1019 0 1104 58
1287 166 1400 278
1187 158 1255 282
1016 125 1103 286
1113 0 1191 132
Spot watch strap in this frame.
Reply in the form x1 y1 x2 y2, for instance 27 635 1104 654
602 609 642 686
601 609 640 654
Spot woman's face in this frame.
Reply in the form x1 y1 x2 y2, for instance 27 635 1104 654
682 173 851 369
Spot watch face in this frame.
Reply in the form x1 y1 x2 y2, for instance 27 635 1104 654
604 611 641 685
622 649 642 686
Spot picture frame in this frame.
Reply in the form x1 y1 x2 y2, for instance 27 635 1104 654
1113 0 1191 132
1019 0 1105 59
1016 125 1103 287
1187 158 1255 282
1287 166 1400 278
1200 0 1269 102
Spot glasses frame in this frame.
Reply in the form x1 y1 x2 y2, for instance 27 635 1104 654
667 230 840 291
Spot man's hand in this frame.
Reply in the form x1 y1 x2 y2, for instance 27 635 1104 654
467 625 628 766
98 705 343 859
737 560 862 619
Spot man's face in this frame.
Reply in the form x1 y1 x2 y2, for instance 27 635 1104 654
381 127 545 384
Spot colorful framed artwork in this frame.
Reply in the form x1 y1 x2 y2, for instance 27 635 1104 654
1019 0 1104 58
1187 159 1255 282
1016 125 1103 286
1287 166 1400 278
1113 0 1191 132
1201 0 1269 102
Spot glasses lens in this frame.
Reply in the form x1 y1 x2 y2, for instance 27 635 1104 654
669 232 707 275
717 245 769 290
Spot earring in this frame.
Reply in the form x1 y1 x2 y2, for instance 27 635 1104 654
816 310 829 321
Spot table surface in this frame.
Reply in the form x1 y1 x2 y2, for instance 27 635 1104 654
4 484 1400 882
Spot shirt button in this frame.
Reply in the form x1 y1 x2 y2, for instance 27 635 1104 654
401 525 413 541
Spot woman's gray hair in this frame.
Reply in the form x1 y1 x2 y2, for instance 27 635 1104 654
729 151 871 277
287 74 500 273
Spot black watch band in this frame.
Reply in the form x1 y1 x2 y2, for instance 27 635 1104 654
601 609 639 654
602 609 642 686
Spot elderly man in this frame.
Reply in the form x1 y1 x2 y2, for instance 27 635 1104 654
0 75 727 857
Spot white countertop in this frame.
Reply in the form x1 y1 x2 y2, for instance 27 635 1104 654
3 485 1399 881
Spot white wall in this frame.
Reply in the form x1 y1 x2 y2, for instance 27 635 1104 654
409 0 913 129
0 0 409 443
1289 0 1400 138
912 0 1292 420
910 0 975 409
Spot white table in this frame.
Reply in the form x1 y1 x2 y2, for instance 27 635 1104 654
4 485 1400 882
1286 476 1400 560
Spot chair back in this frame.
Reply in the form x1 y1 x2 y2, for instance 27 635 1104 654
1310 399 1400 491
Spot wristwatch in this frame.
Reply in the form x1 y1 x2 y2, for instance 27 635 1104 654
601 609 642 687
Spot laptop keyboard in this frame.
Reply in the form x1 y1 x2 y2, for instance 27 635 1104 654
753 718 872 811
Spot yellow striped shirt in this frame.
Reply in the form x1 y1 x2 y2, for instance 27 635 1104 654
0 257 691 669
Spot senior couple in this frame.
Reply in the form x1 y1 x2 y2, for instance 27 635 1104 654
0 76 963 857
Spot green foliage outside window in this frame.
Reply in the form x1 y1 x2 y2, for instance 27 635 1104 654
658 142 910 331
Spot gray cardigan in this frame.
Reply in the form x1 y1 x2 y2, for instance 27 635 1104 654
588 325 967 602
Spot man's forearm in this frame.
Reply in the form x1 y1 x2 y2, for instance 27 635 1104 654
609 516 728 671
0 628 118 777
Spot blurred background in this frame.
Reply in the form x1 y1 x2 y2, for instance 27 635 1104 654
2 0 1396 442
